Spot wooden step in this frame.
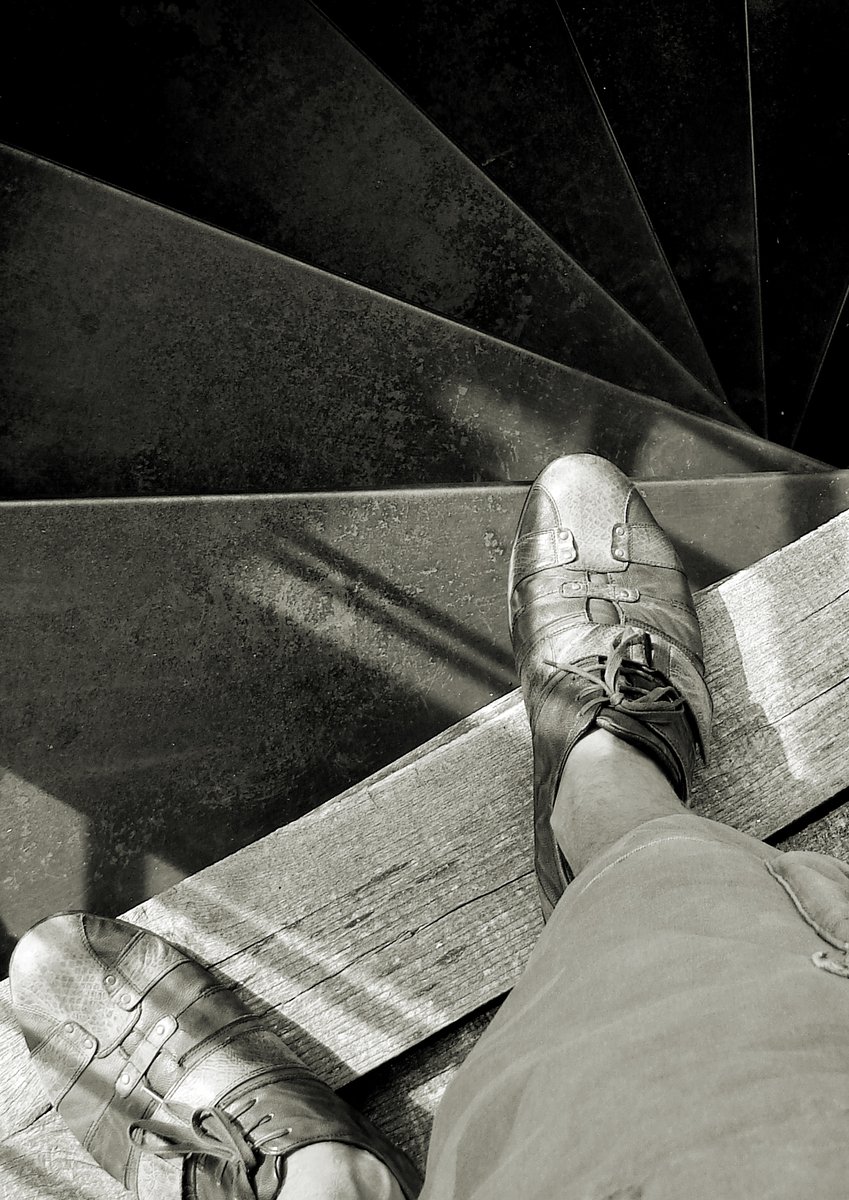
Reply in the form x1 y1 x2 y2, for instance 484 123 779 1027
313 0 722 398
2 507 849 1197
348 782 849 1172
559 0 766 431
0 148 822 501
1 472 847 957
0 3 730 420
748 0 849 445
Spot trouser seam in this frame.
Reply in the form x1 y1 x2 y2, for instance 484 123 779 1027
574 835 765 900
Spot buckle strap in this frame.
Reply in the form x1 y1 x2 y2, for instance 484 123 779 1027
611 522 681 569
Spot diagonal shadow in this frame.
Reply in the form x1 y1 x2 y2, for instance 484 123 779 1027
0 495 518 969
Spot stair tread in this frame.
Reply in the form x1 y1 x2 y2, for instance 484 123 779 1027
749 0 849 445
0 2 728 419
559 0 766 431
1 147 821 502
1 471 846 949
314 0 722 397
793 289 849 465
2 507 849 1195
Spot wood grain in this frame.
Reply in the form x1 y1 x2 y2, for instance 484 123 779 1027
1 510 848 1195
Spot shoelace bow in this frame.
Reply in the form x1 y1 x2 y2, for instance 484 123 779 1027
547 630 685 724
130 1088 268 1200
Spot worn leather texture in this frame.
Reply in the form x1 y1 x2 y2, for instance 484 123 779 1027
10 912 423 1200
508 455 713 918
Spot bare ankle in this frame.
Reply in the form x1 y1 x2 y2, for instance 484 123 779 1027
276 1142 405 1200
552 729 687 876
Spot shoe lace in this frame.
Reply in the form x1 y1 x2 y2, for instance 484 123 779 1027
130 1084 269 1199
546 630 684 724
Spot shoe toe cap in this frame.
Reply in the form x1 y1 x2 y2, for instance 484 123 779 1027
10 912 163 1053
511 455 639 595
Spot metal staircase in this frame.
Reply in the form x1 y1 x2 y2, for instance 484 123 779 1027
1 0 847 1042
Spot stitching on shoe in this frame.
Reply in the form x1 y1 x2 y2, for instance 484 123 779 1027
614 618 705 669
536 480 560 524
79 918 110 975
179 1014 272 1068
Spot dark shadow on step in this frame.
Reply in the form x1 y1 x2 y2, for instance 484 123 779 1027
2 471 844 967
0 0 727 422
772 786 849 855
791 284 849 467
340 997 503 1171
0 498 518 968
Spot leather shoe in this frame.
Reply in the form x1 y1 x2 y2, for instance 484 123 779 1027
508 455 713 918
9 911 422 1199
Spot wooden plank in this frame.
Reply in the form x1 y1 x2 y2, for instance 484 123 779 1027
347 788 849 1174
1 510 849 1197
3 471 848 948
341 1003 501 1173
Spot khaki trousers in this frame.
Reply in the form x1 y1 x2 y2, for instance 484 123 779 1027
420 813 849 1200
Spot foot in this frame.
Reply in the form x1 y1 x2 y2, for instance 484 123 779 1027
9 912 422 1200
508 454 712 918
278 1142 405 1199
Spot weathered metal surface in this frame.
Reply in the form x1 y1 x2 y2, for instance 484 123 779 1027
560 0 766 430
0 149 820 501
315 0 722 398
0 2 728 418
0 471 847 961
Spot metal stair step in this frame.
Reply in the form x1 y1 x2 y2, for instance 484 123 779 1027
748 0 849 446
559 0 766 431
0 148 820 501
0 2 729 420
792 288 849 466
1 470 847 959
314 0 722 398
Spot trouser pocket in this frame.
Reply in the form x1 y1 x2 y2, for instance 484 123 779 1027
767 850 849 977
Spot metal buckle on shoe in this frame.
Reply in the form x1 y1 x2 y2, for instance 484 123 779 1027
560 580 640 602
115 1014 177 1095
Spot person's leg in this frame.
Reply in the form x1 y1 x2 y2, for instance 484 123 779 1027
415 455 849 1200
19 454 849 1200
276 1143 404 1200
551 727 685 877
8 453 711 1200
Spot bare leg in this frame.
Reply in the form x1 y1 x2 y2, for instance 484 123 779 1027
551 729 687 877
277 1143 405 1200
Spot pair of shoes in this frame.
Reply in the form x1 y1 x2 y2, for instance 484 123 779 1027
508 455 713 918
10 912 422 1199
9 454 710 1196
